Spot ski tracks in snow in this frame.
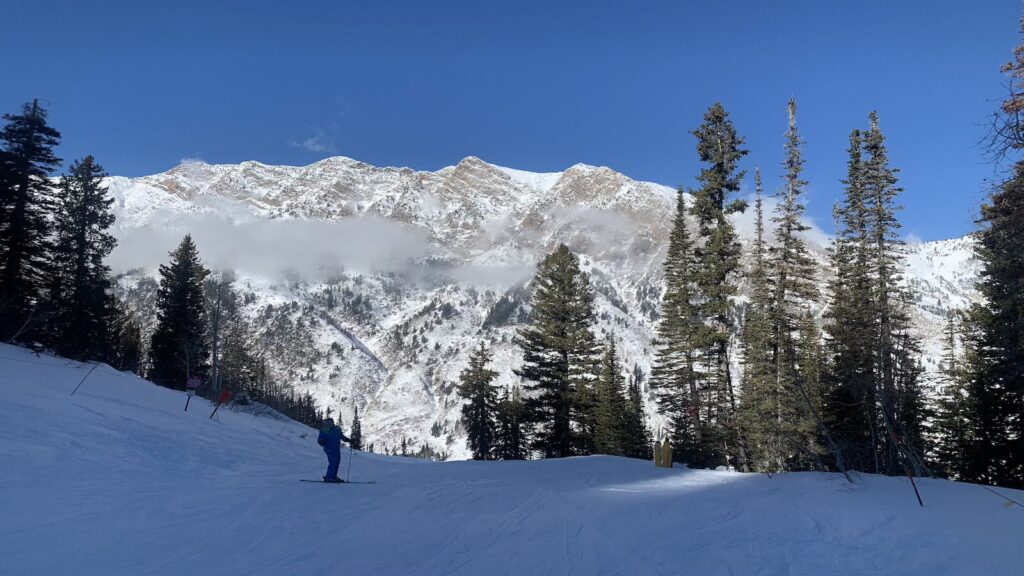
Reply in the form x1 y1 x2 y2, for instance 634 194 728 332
3 344 1023 576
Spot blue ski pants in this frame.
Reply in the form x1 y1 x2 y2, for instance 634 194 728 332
325 448 341 479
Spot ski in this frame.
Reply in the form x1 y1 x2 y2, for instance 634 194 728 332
299 479 376 484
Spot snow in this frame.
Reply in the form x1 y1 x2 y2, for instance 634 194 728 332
492 163 563 193
2 343 1021 575
99 154 983 461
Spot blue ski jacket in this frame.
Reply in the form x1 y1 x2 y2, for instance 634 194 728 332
317 425 349 452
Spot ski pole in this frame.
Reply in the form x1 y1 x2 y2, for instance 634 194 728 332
345 443 354 482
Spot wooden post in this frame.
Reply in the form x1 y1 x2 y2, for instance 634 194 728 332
661 440 673 468
654 440 663 467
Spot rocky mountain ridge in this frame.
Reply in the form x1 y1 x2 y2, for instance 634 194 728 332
106 155 981 459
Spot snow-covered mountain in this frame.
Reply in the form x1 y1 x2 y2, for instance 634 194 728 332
105 156 981 459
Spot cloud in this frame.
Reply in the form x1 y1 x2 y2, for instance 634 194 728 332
109 203 437 279
286 97 352 155
287 128 337 153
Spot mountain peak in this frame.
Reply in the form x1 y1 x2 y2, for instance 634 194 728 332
104 151 977 463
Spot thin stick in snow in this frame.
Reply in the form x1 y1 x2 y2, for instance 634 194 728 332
69 362 100 397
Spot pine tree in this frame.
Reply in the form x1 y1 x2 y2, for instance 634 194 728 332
350 406 363 451
765 99 823 470
747 168 770 303
456 342 499 460
824 113 928 478
108 298 142 373
205 272 236 397
623 367 653 459
149 235 210 390
495 386 528 460
649 190 705 464
791 311 826 469
933 313 969 477
963 161 1024 487
515 244 600 458
862 112 929 477
688 102 748 469
216 320 259 399
0 100 61 343
593 336 628 456
825 129 879 472
739 168 786 472
46 156 117 360
957 18 1024 488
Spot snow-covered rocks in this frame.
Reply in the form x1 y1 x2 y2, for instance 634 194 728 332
104 156 980 458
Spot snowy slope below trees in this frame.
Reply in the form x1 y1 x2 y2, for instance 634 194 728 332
1 344 1020 576
103 156 982 459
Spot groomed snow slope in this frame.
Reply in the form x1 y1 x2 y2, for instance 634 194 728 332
1 344 1020 576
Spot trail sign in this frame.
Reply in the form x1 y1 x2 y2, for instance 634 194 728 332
184 376 202 411
186 376 201 396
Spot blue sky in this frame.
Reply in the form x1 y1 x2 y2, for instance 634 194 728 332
2 0 1020 240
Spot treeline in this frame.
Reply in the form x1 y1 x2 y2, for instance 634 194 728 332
0 101 329 430
460 98 926 474
459 21 1024 491
0 101 138 367
129 233 329 428
454 98 927 473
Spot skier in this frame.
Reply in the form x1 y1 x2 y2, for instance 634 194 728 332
317 417 351 483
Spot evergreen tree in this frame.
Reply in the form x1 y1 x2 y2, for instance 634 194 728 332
205 272 236 397
824 113 928 477
739 168 786 472
46 156 117 360
0 100 61 343
933 313 973 478
149 235 210 390
958 18 1024 488
747 168 770 305
107 298 142 373
766 99 823 470
350 406 363 451
688 102 748 469
593 336 628 456
862 112 929 477
215 319 260 399
649 190 705 464
495 386 528 460
963 161 1024 487
825 129 879 472
623 367 653 459
515 244 600 458
792 310 826 469
456 342 499 460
